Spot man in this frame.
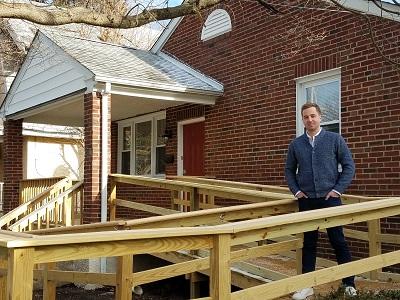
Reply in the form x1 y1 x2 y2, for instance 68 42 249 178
285 102 357 300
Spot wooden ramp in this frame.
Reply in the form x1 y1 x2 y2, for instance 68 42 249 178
0 175 399 300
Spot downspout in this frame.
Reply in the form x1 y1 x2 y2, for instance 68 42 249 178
100 82 111 273
101 82 111 223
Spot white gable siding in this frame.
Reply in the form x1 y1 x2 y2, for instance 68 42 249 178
201 9 232 41
3 32 94 118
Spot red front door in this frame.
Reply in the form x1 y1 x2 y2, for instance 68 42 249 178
183 122 205 176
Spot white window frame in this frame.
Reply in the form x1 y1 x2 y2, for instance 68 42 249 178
295 68 341 137
117 119 132 175
117 111 166 177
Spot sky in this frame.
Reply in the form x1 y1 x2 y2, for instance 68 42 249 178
167 0 183 6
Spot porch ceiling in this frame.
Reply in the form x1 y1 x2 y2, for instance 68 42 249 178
23 93 187 127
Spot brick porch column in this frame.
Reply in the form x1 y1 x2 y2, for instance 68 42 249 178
3 119 23 213
83 92 111 224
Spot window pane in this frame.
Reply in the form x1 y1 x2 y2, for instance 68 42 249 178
156 146 166 174
123 126 131 151
306 81 339 124
121 152 130 175
157 119 166 146
135 121 152 175
322 123 339 134
306 88 312 102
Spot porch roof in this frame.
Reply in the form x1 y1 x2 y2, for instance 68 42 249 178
49 31 222 94
1 30 223 126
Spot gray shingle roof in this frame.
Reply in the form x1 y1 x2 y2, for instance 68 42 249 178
46 32 223 94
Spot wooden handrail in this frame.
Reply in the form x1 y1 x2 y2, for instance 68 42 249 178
2 197 399 248
168 176 385 203
168 176 292 194
9 181 83 232
30 199 297 235
110 175 384 218
19 177 66 204
111 174 293 202
0 178 71 229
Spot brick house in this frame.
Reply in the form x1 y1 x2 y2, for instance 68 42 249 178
1 0 399 269
153 0 400 266
1 29 222 222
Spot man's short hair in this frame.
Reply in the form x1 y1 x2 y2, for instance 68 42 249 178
301 102 321 115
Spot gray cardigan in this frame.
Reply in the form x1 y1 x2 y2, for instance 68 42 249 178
285 128 355 198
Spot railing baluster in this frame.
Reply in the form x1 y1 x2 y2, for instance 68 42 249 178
190 187 199 212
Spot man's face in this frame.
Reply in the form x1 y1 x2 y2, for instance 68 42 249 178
302 107 321 132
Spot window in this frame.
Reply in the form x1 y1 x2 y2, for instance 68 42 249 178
296 68 341 136
121 126 131 175
118 112 166 176
201 9 232 41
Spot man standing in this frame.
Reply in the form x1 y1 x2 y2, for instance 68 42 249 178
285 103 357 300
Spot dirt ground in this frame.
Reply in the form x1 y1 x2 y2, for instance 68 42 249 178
33 255 400 299
251 255 400 299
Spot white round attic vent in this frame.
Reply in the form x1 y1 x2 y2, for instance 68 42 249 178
201 9 232 41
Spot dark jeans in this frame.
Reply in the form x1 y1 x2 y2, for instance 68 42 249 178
298 197 355 288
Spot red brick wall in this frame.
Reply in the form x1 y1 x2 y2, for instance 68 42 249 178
3 119 23 212
164 2 400 191
163 2 400 270
115 183 171 219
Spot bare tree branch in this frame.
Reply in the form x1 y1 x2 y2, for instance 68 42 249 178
0 0 224 28
255 0 280 14
329 0 400 68
0 0 398 69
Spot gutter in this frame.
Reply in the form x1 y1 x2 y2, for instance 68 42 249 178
94 76 223 97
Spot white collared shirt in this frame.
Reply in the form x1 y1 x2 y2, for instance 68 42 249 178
306 127 322 148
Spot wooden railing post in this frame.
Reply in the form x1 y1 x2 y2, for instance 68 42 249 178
43 262 57 300
210 234 231 300
368 219 382 280
109 177 117 221
116 255 133 300
0 257 7 300
7 248 34 300
189 186 201 296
